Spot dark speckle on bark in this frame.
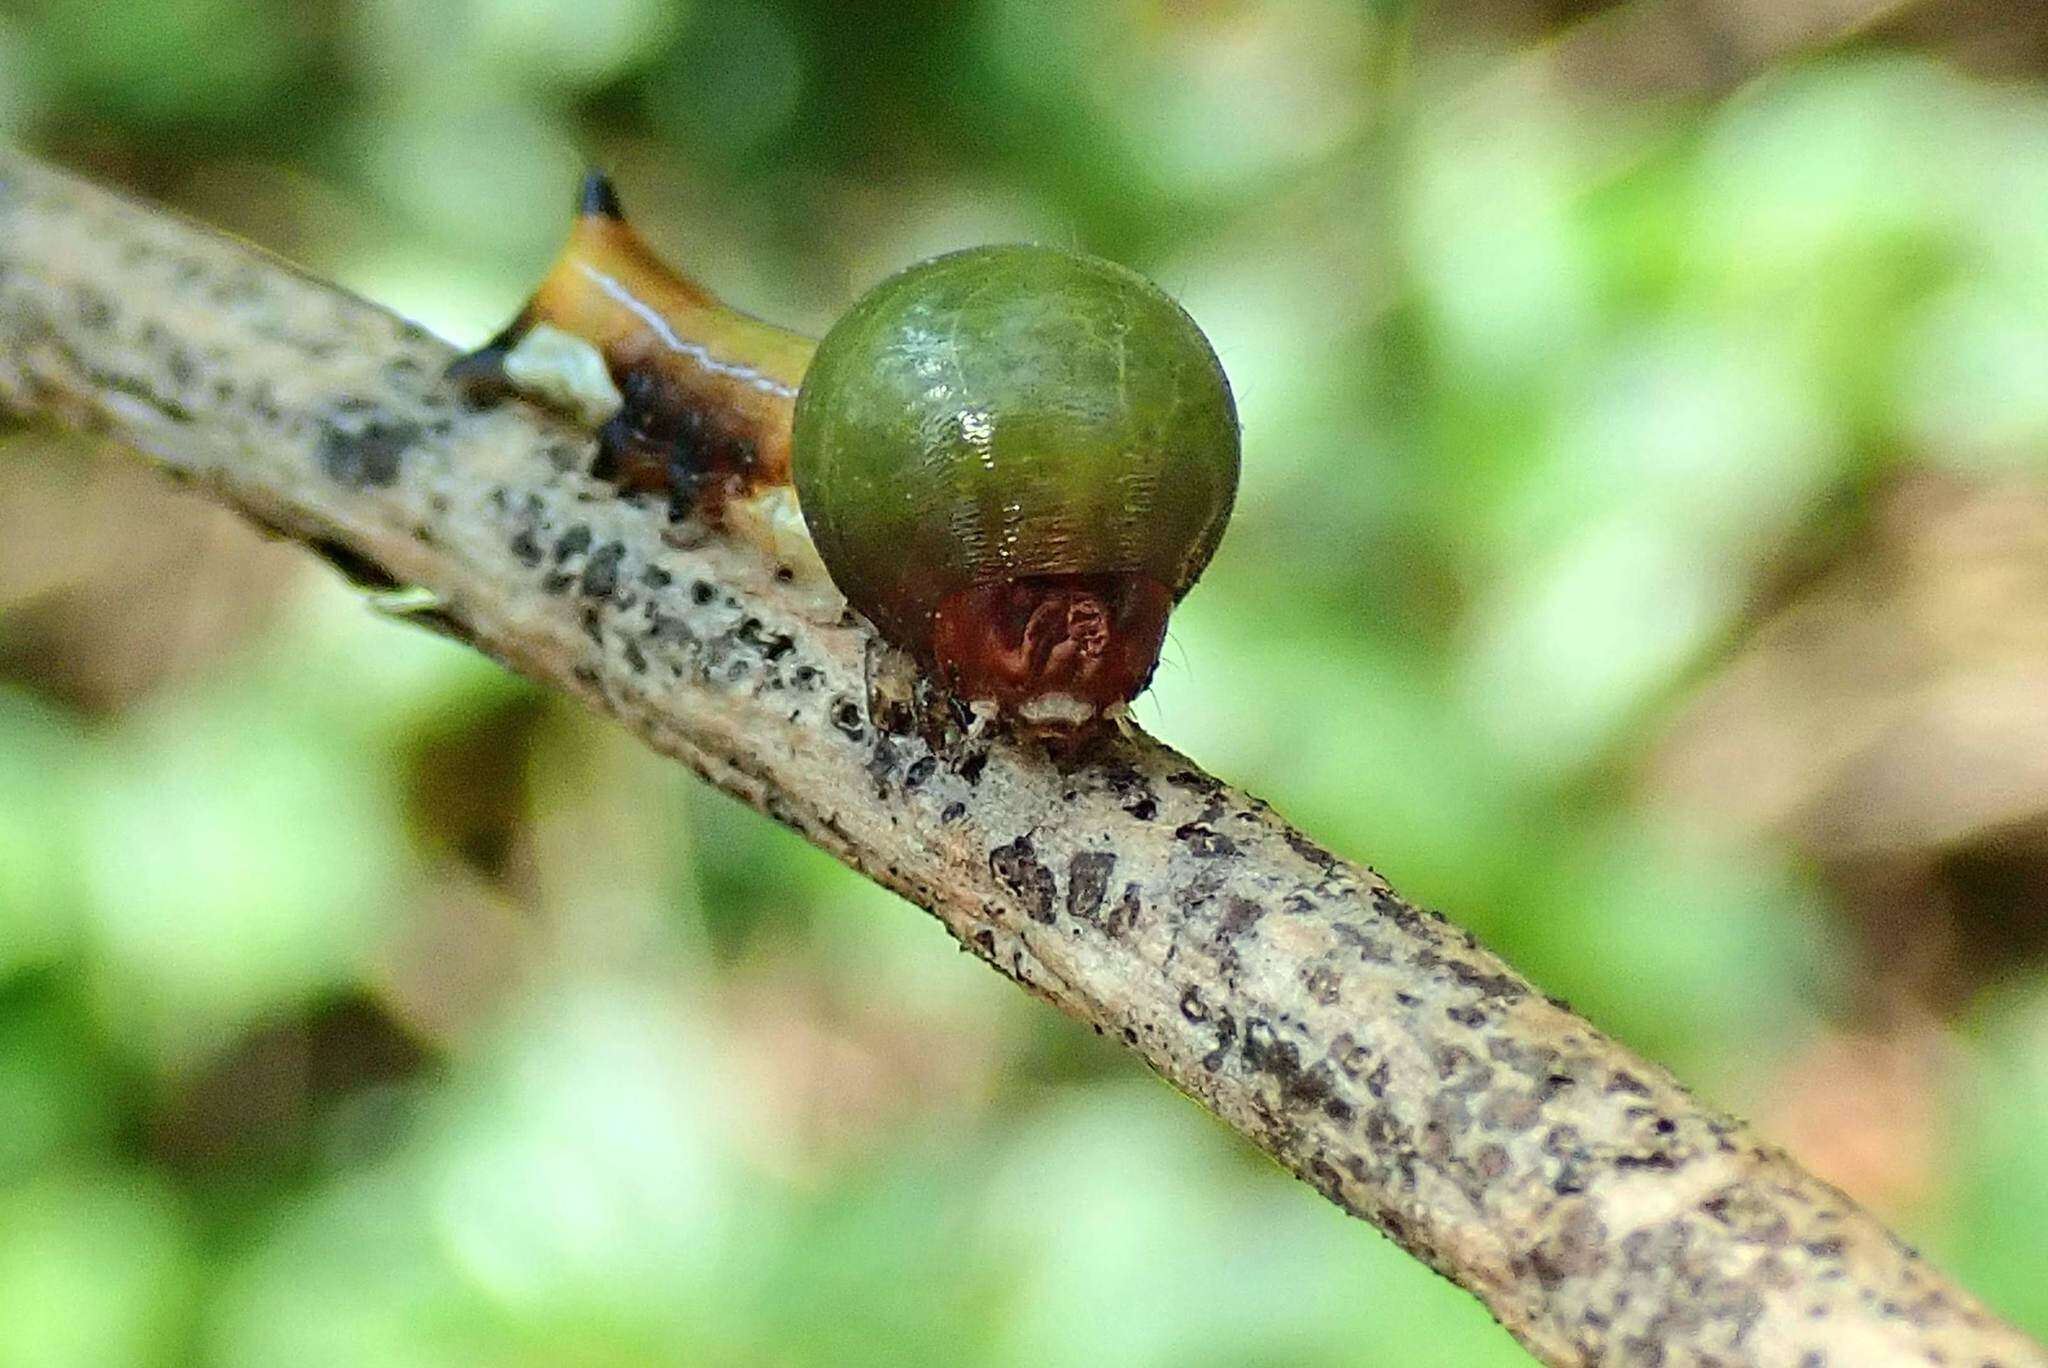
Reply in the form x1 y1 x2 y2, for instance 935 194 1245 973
1303 963 1341 1006
991 835 1057 924
317 416 418 487
736 616 795 661
1329 1033 1372 1078
1218 895 1264 940
581 540 625 599
1175 822 1238 857
1284 825 1344 876
1066 850 1115 922
554 524 592 563
1333 921 1395 964
1609 1070 1653 1097
1106 883 1141 936
73 282 114 330
1200 1010 1238 1071
865 737 901 793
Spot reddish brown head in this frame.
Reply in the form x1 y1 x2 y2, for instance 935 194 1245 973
929 574 1174 736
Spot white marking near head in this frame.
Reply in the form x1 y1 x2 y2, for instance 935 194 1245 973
502 324 625 427
574 262 797 399
1015 692 1097 728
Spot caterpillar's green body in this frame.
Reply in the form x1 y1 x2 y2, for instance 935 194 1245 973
794 245 1239 667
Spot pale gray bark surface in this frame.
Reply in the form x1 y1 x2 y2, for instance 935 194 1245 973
0 150 2039 1368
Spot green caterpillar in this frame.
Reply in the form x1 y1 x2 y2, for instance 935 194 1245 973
453 174 1240 741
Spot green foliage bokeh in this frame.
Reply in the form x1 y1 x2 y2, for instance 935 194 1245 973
2 1 2047 1363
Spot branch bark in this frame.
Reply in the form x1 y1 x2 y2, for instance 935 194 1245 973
0 150 2038 1368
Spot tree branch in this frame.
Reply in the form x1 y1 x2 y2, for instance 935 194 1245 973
0 150 2037 1368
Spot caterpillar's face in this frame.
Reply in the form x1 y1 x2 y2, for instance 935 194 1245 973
929 573 1174 735
793 244 1239 737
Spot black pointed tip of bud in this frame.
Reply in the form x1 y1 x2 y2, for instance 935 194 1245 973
579 170 624 220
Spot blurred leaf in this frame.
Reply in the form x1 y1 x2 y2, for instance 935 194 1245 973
1899 280 2048 472
0 688 88 975
976 0 1375 208
351 86 586 261
1510 815 1842 1081
473 0 679 87
77 693 408 1061
23 0 300 125
0 1168 196 1368
978 1084 1528 1367
215 987 755 1366
0 978 124 1186
5 10 2048 1363
641 0 804 165
0 14 49 134
1943 985 2048 1337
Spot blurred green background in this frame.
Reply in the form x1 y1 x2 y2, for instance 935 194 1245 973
3 0 2048 1363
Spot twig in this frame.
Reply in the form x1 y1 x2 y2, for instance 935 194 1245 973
0 150 2037 1368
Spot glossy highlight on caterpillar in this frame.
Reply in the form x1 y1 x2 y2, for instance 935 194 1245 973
451 173 1241 742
